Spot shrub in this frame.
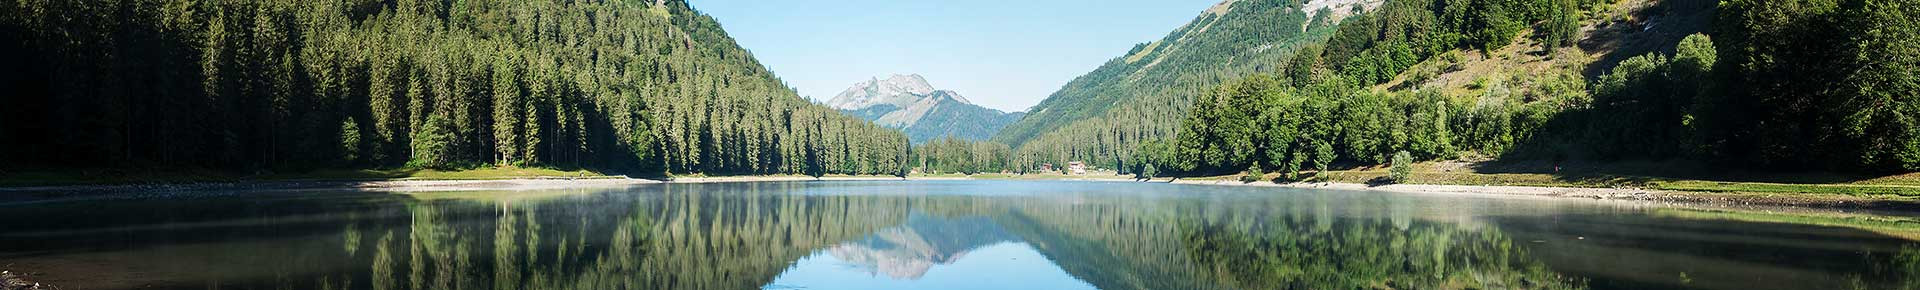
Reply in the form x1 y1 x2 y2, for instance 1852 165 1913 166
1242 165 1266 183
1389 151 1414 183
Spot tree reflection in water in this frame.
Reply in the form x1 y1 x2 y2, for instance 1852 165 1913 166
331 183 1586 290
3 181 1915 290
342 183 913 289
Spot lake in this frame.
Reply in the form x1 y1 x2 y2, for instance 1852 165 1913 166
0 181 1914 289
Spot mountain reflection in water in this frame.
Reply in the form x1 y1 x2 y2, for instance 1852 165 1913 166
0 181 1913 290
823 213 1015 279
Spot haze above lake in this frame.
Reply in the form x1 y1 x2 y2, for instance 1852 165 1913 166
1 181 1914 290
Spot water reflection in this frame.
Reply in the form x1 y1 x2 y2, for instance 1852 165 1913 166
823 213 1014 279
0 181 1914 290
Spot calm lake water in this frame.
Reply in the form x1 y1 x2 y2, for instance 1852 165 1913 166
1 181 1915 290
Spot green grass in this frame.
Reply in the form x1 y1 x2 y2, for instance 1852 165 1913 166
1656 208 1920 241
1202 162 1920 199
1652 180 1920 197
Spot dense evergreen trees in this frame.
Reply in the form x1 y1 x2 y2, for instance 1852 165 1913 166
1541 0 1919 172
1154 0 1589 177
911 138 1013 175
1701 0 1920 171
1574 34 1717 160
994 0 1335 173
1162 71 1572 177
0 0 911 176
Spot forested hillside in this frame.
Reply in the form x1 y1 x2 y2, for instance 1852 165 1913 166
895 98 1025 144
0 0 911 176
993 0 1368 172
1160 0 1919 177
1160 0 1598 175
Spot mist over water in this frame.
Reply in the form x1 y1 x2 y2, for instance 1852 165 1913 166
0 181 1914 290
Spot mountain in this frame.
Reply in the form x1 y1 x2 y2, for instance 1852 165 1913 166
827 74 1025 144
991 0 1377 167
0 0 911 176
827 74 942 112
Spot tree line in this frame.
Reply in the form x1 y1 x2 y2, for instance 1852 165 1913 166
1155 0 1592 176
1157 0 1919 177
1690 0 1918 171
996 0 1603 175
912 137 1014 175
0 0 912 176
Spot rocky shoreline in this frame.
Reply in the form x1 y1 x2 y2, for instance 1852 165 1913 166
1 271 51 290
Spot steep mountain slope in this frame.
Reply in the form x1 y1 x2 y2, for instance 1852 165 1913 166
992 0 1377 168
0 0 910 176
901 99 1027 144
1159 0 1920 175
828 74 1024 143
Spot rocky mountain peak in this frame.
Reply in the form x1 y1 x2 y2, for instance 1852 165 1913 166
828 74 1021 144
826 74 951 110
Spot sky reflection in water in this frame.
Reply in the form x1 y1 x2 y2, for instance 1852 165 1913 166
0 181 1914 290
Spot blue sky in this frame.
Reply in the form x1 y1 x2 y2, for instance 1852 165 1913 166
693 0 1220 112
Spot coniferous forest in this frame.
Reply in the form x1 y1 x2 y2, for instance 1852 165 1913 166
994 0 1339 173
0 0 911 176
0 0 1913 179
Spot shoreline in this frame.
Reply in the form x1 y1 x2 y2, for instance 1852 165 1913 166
662 176 962 184
1161 178 1920 214
0 177 661 193
2 174 1915 213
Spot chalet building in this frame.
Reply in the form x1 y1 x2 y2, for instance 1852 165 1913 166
1067 161 1087 175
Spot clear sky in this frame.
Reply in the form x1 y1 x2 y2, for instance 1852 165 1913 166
693 0 1221 112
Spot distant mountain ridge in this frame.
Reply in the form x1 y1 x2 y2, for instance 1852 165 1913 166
827 74 1024 143
991 0 1375 166
827 74 946 112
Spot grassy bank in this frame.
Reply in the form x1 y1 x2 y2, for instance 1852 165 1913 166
0 167 613 187
1198 161 1920 199
1655 208 1920 241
